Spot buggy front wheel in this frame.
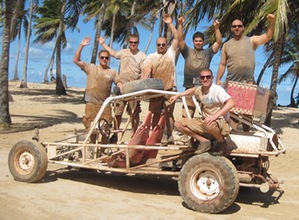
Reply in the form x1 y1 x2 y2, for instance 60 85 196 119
178 153 239 213
8 140 48 183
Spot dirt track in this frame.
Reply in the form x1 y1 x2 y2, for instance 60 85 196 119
1 82 299 219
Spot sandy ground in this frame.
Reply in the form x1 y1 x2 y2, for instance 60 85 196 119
1 81 299 220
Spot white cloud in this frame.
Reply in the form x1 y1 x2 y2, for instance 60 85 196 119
28 47 50 59
64 42 73 52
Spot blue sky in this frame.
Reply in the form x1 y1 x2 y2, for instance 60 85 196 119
3 16 298 106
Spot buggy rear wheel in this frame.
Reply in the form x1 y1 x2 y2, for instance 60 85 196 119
178 153 239 213
8 140 48 183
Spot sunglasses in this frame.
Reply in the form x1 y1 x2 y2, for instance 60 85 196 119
232 25 243 28
200 75 212 80
129 41 138 44
100 56 109 60
157 43 166 47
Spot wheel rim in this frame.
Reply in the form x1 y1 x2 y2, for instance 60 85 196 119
190 169 221 200
16 150 35 174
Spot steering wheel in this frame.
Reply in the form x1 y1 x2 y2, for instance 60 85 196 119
98 118 111 138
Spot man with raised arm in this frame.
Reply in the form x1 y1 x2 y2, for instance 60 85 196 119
178 16 222 118
99 34 146 139
216 14 275 85
73 36 122 143
216 14 275 132
141 13 179 145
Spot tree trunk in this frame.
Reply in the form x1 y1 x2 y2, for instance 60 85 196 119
125 0 137 44
10 0 25 37
55 1 66 95
44 35 60 83
289 74 298 106
165 1 177 43
13 27 21 80
55 36 66 95
158 0 164 37
265 38 284 126
144 18 156 54
0 0 13 125
13 30 21 80
109 14 116 48
90 0 107 64
43 48 56 83
20 0 34 88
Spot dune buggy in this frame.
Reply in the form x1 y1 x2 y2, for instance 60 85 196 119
8 79 286 214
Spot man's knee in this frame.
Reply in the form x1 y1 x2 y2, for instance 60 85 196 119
174 120 183 131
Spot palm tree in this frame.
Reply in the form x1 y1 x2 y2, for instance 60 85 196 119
100 1 160 45
19 0 37 88
258 0 299 108
83 0 107 64
43 47 56 83
0 0 25 125
279 62 299 107
0 0 13 125
34 0 84 95
34 0 63 87
11 4 28 80
12 21 24 80
0 2 4 25
278 32 299 106
83 0 160 63
83 0 144 62
105 1 122 48
13 31 21 80
143 12 158 54
54 1 67 95
10 0 26 35
257 35 298 107
124 0 137 46
278 0 299 106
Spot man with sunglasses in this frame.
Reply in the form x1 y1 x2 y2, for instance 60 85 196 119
169 69 235 155
98 34 146 139
216 14 275 132
177 16 222 118
141 14 179 145
216 14 275 85
73 36 122 144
